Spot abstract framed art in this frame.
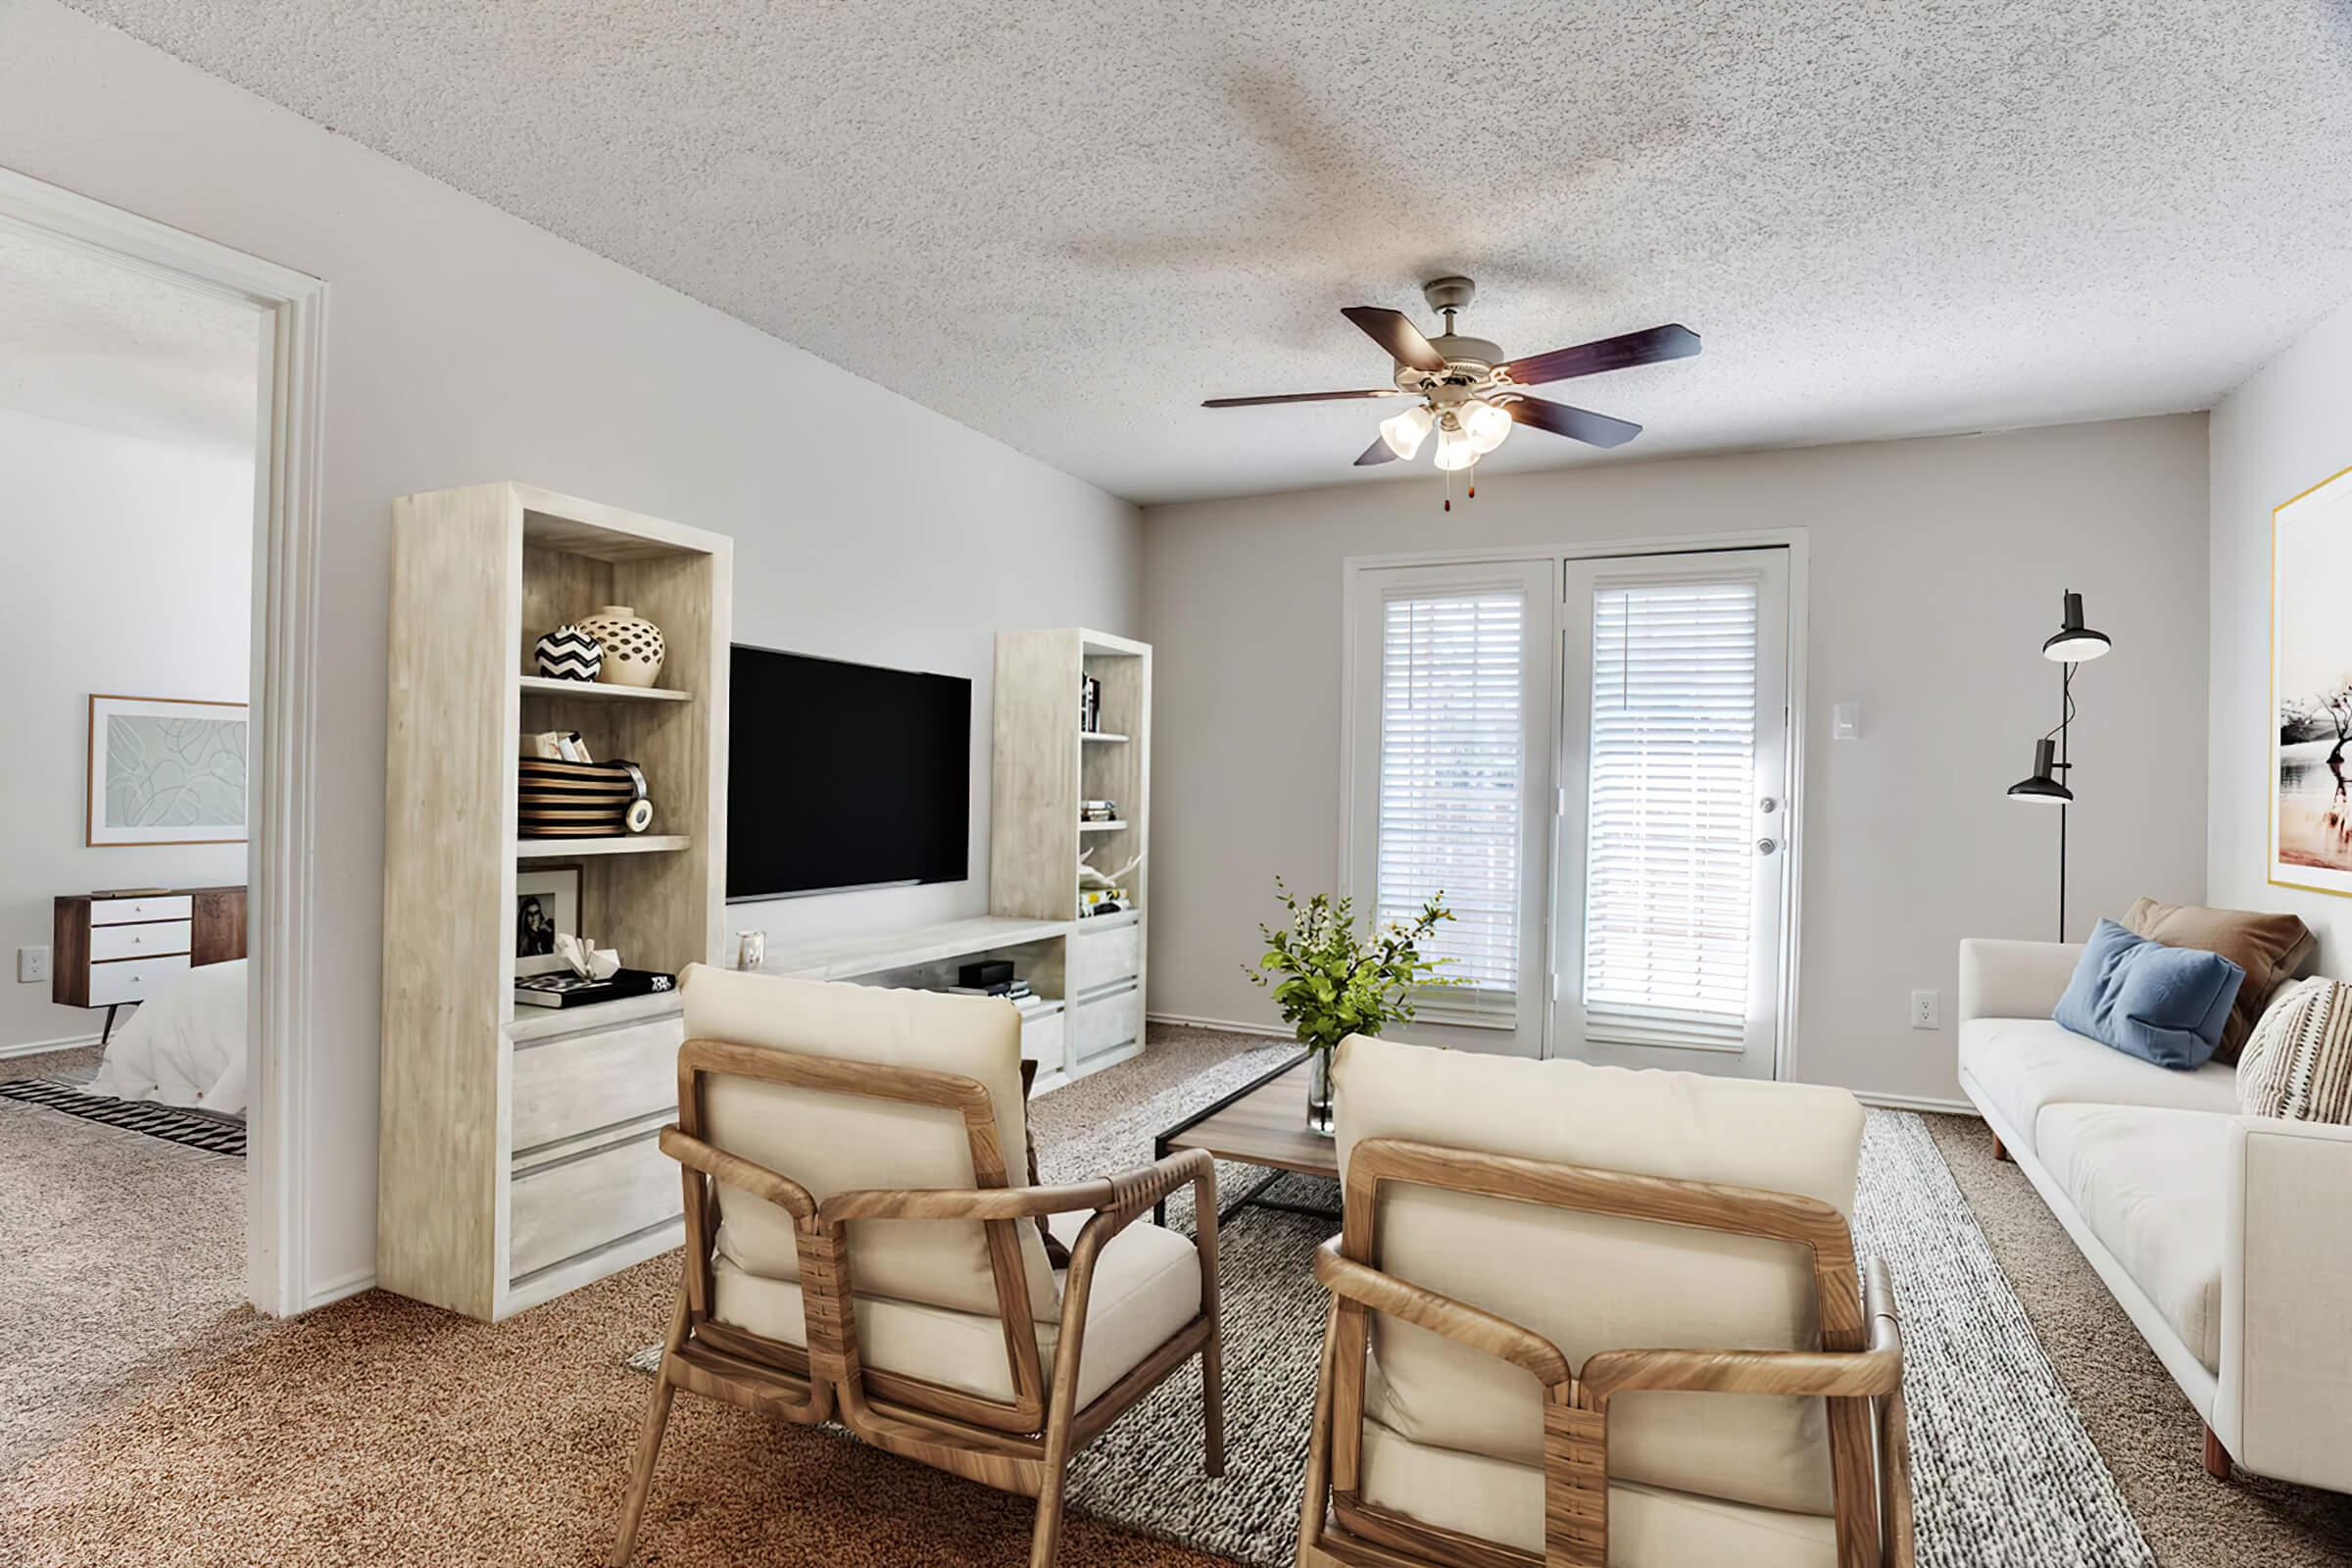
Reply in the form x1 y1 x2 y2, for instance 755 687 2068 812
2271 465 2352 895
85 693 250 847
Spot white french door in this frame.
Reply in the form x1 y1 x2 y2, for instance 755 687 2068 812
1552 549 1790 1078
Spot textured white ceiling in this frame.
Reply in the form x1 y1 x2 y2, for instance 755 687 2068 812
0 222 259 452
60 0 2352 503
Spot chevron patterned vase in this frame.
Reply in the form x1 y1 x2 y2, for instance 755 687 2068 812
534 624 604 682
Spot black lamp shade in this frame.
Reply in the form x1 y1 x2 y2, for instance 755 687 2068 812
2042 590 2111 662
2007 737 2073 804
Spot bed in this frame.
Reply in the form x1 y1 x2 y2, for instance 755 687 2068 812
82 957 249 1116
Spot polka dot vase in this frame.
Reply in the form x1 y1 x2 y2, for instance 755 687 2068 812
576 604 666 688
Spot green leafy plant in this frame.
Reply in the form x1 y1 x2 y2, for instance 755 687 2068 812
1245 875 1459 1054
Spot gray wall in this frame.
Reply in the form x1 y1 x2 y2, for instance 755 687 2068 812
0 0 1142 1303
2207 298 2352 961
1142 415 2211 1106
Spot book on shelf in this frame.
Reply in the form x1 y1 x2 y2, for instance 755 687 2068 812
514 967 676 1009
948 979 1035 1001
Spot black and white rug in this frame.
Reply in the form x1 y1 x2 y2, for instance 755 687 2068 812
631 1042 2155 1567
0 1077 246 1156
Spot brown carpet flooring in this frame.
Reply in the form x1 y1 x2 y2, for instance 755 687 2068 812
3 1026 2348 1567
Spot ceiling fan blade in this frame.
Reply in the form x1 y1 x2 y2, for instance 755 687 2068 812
1505 395 1642 449
1353 434 1398 466
1498 323 1700 386
1201 388 1403 408
1341 306 1449 373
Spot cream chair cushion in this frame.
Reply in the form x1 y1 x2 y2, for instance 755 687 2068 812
1357 1419 1836 1566
710 1209 1200 1409
1334 1035 1865 1520
2035 1103 2228 1370
1957 1016 2237 1156
682 965 1057 1322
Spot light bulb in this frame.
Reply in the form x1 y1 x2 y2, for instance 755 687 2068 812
1460 398 1512 455
1379 403 1434 460
1433 416 1477 471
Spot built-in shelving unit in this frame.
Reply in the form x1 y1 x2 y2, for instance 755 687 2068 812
992 628 1151 1080
380 481 730 1321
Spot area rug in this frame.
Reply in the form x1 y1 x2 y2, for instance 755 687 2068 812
0 1076 246 1155
630 1035 2155 1567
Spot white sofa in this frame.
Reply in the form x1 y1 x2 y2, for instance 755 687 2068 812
1956 938 2352 1492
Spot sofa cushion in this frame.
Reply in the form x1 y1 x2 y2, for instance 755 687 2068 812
1336 1034 1862 1518
711 1209 1200 1410
2238 977 2352 1125
2034 1103 2229 1370
1958 1017 2239 1155
2122 898 2315 1063
2053 919 2243 1070
1357 1417 1837 1565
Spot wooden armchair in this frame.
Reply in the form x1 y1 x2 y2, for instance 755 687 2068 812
611 967 1224 1568
1297 1036 1914 1568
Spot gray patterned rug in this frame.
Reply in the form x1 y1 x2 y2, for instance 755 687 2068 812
632 1033 2155 1567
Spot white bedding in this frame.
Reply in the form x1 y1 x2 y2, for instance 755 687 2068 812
83 958 249 1115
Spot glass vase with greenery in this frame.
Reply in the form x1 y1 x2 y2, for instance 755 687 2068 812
1246 875 1457 1134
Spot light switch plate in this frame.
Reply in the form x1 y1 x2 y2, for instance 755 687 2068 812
1833 702 1862 740
1909 989 1939 1030
17 946 49 984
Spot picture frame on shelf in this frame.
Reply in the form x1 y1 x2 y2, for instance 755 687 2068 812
85 693 250 847
515 864 583 976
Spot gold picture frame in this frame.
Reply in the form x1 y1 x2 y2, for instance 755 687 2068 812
2269 464 2352 897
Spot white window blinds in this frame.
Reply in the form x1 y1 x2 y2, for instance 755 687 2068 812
1581 579 1759 1052
1375 591 1526 1000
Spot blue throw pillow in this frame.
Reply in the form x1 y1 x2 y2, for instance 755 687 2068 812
2054 919 2245 1070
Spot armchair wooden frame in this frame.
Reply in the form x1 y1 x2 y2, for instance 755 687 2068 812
611 1038 1226 1568
1297 1138 1914 1568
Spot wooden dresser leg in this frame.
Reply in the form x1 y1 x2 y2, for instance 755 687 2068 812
1990 1132 2010 1162
2202 1424 2230 1479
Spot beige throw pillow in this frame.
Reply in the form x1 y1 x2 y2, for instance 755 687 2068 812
2122 898 2316 1064
2238 977 2352 1124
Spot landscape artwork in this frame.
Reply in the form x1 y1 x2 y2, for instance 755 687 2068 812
85 694 249 847
2271 466 2352 895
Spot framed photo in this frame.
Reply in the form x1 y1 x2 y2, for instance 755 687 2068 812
514 865 583 976
86 694 250 847
2271 465 2352 895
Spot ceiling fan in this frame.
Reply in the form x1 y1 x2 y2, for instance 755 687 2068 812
1202 276 1699 506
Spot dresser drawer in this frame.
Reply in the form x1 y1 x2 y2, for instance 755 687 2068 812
88 954 191 1005
1070 983 1141 1062
1067 923 1142 996
511 1014 683 1154
510 1130 678 1279
1019 1006 1065 1070
89 920 192 962
92 895 191 926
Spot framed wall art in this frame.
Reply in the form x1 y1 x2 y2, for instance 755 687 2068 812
85 693 250 847
2271 465 2352 895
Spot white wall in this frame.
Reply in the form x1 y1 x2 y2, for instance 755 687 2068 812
0 0 1141 1304
1 407 255 1052
2207 299 2352 963
1142 416 2211 1106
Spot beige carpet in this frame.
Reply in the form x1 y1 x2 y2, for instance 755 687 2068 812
1926 1114 2352 1566
4 1027 2348 1567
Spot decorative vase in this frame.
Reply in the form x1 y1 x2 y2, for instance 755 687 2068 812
577 605 665 688
533 624 603 682
1305 1047 1335 1136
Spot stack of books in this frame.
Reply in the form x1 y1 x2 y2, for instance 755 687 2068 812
1078 886 1129 916
1081 799 1119 823
514 967 676 1009
949 977 1035 1003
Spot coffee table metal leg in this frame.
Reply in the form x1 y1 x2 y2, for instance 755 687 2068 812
1152 1132 1171 1226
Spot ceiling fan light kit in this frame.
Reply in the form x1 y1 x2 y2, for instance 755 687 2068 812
1205 274 1701 507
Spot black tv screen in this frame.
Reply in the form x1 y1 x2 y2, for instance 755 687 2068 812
727 645 971 900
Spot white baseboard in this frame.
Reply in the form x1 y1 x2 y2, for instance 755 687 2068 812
303 1268 375 1314
1147 1011 1293 1041
1855 1090 1979 1117
0 1030 104 1059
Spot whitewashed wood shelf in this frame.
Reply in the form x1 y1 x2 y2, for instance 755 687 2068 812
517 834 690 859
518 674 692 703
1078 819 1129 833
507 990 683 1043
1080 731 1129 743
757 915 1071 983
1074 906 1142 930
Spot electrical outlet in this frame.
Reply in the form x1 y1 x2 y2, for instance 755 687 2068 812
17 946 49 984
1909 989 1939 1030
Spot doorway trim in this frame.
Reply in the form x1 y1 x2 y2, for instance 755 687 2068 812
1339 526 1810 1075
0 167 328 1316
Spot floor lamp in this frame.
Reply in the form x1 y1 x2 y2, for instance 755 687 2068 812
2007 590 2112 940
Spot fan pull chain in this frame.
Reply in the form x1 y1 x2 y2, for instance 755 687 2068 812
1443 466 1451 513
1467 461 1477 501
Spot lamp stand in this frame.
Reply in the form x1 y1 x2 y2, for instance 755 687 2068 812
2057 661 2070 942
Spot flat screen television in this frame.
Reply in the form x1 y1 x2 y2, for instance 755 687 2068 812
726 644 971 900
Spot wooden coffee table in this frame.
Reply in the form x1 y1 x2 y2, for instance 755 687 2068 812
1152 1052 1343 1228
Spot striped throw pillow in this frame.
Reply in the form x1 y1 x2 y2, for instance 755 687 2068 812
2238 977 2352 1124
